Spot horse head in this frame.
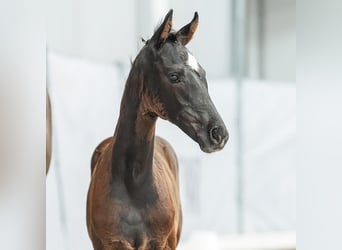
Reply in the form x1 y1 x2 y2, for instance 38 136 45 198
136 9 229 153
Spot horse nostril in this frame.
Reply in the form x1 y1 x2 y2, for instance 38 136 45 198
209 126 223 144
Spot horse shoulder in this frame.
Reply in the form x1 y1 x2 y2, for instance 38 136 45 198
154 136 179 177
91 136 114 174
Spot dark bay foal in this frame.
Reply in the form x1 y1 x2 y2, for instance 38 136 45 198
87 10 228 250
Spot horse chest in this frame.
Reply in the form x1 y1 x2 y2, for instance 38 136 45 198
104 193 177 250
113 187 177 233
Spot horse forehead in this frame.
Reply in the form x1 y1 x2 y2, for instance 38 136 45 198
160 45 184 61
158 45 200 72
186 52 199 72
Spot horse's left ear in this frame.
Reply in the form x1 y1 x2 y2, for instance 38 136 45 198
151 9 173 48
176 12 199 45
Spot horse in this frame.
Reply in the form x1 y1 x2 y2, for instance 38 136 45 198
86 10 229 250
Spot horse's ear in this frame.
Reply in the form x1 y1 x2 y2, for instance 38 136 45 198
176 12 199 45
151 9 173 48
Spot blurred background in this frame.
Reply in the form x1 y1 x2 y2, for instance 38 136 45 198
46 0 296 249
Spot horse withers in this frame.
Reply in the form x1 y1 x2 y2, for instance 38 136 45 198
87 10 228 250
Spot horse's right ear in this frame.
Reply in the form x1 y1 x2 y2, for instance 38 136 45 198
150 9 173 48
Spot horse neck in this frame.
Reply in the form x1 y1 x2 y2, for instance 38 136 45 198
111 63 157 190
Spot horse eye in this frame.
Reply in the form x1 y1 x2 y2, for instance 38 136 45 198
168 73 180 83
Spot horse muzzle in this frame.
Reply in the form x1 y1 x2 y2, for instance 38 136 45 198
174 109 229 153
199 124 229 153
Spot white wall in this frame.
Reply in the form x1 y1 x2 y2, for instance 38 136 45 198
47 0 137 63
247 0 296 81
264 0 296 81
